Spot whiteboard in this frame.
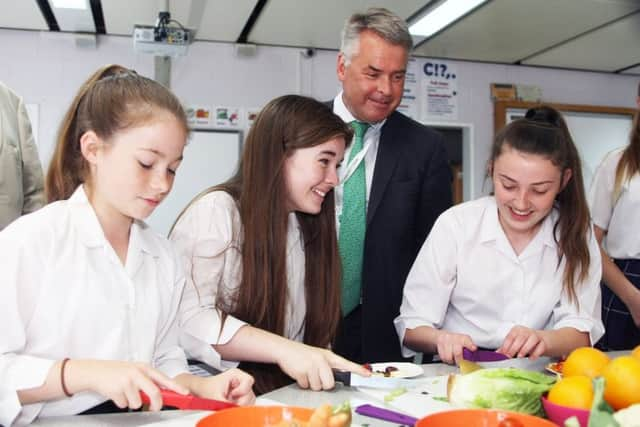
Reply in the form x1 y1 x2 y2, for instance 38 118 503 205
506 109 632 192
146 130 241 236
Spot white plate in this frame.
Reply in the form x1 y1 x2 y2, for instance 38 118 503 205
368 362 423 378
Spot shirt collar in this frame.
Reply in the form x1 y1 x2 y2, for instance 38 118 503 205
69 185 159 257
479 196 558 248
333 91 386 132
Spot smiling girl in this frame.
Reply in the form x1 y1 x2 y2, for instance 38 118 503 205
170 95 369 394
394 106 604 364
0 65 254 426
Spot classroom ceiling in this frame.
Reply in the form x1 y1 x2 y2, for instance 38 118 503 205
1 0 639 75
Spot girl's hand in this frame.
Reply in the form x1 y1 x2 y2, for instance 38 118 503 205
435 331 477 365
497 325 547 359
68 360 188 411
192 368 255 406
275 342 370 391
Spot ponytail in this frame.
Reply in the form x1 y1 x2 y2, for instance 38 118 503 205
45 65 187 202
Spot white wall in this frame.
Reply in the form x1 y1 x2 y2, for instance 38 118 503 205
1 28 638 198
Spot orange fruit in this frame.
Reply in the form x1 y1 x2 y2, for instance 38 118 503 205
632 345 640 360
562 347 610 378
602 356 640 410
547 375 594 410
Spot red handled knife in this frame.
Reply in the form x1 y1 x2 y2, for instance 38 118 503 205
140 389 237 411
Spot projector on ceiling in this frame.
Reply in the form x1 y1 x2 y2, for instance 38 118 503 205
133 24 192 56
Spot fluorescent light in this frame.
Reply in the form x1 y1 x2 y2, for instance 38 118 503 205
50 0 88 9
409 0 488 38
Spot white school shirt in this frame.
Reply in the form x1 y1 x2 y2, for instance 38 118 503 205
589 148 640 259
394 196 604 357
169 191 306 370
332 92 385 231
0 186 188 426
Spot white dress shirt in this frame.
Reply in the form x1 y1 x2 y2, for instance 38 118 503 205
0 186 188 426
589 148 640 259
332 92 385 230
169 191 306 370
394 196 604 357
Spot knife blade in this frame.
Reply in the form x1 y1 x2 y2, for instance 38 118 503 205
140 389 237 410
333 370 417 389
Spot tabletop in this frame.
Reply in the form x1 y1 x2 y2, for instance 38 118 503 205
30 352 628 426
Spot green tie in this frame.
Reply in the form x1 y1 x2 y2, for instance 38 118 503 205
339 120 369 315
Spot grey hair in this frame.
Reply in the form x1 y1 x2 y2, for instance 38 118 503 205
340 7 413 67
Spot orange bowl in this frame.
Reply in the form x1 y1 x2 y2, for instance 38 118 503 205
541 396 590 427
196 406 314 427
416 409 557 427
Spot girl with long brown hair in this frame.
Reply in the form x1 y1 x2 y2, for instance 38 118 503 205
0 65 254 425
170 94 369 394
589 102 640 350
395 106 604 364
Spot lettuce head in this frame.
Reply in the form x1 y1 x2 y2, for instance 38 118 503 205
447 367 556 416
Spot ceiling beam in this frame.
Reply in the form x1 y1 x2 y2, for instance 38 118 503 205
35 0 60 31
237 0 268 44
89 0 106 34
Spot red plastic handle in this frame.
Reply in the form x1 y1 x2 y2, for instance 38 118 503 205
140 389 237 410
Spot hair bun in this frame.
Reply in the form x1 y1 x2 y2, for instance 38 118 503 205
524 106 562 127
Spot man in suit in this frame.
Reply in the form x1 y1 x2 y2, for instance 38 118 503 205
0 81 44 230
331 8 452 363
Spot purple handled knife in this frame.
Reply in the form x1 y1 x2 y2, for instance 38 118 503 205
462 348 510 362
356 404 418 426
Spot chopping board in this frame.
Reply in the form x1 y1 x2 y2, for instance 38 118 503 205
356 375 453 418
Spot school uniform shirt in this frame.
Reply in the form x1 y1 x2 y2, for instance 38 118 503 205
0 186 188 426
169 191 306 370
394 196 604 357
589 148 640 259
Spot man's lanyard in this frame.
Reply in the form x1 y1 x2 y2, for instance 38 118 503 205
341 136 373 184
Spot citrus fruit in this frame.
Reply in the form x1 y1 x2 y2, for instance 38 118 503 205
602 355 640 410
562 347 610 378
632 345 640 360
547 375 594 410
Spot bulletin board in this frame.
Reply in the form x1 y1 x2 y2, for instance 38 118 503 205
494 101 636 192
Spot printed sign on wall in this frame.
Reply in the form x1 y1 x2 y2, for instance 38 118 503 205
421 60 458 121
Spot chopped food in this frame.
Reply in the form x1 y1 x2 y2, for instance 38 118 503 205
546 361 564 376
459 359 483 374
274 403 351 427
384 387 407 402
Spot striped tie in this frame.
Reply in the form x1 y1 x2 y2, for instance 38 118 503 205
339 120 369 315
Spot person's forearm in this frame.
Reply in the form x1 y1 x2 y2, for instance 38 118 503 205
213 325 294 364
17 359 84 404
539 328 590 358
403 326 440 354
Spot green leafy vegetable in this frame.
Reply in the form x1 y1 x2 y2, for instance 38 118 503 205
586 377 619 427
447 368 556 416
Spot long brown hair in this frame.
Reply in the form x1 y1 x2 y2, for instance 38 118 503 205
45 64 188 202
490 106 590 304
613 111 640 200
175 95 352 392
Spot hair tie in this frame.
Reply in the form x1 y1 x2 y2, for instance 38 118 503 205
98 69 139 82
524 107 561 128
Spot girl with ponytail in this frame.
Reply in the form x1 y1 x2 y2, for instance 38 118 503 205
395 105 604 365
0 65 253 426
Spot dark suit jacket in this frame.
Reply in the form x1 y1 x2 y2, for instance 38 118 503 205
333 105 453 362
